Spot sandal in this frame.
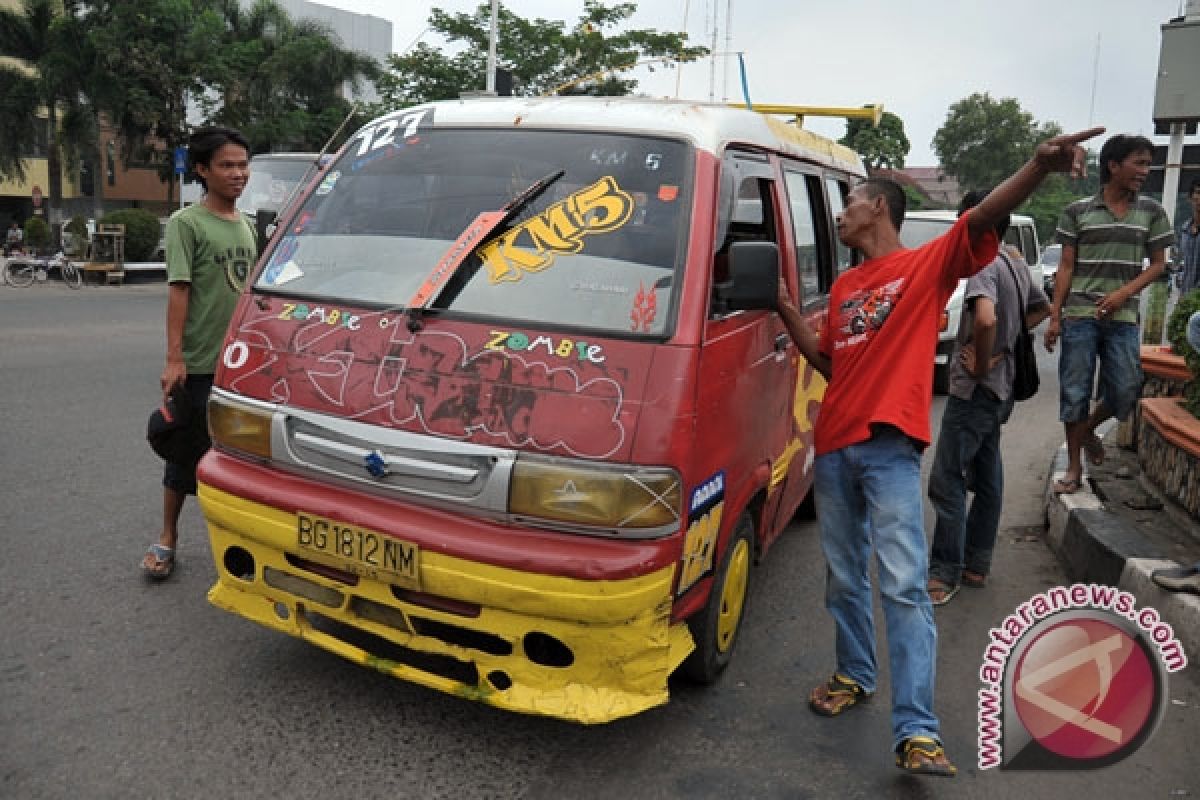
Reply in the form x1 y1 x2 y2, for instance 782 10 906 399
895 736 957 777
809 673 871 717
1052 477 1083 494
141 543 175 580
927 579 959 606
961 570 987 589
1084 433 1105 466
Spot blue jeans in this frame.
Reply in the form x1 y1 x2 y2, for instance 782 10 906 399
1058 317 1142 423
928 386 1005 586
814 426 941 749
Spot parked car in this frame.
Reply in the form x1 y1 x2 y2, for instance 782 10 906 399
1038 243 1062 294
899 210 1041 393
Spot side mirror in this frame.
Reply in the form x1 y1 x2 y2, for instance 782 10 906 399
713 241 780 312
255 209 278 252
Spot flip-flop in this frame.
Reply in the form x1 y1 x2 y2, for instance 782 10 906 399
1053 477 1083 494
927 580 960 606
1084 434 1105 466
141 543 175 580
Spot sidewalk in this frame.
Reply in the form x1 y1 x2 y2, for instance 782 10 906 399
1044 421 1200 662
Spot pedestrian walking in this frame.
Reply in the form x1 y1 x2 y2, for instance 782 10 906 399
926 189 1051 606
1044 134 1175 495
1177 178 1200 294
775 126 1101 777
141 127 255 579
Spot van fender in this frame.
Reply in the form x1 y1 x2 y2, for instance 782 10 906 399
672 461 770 623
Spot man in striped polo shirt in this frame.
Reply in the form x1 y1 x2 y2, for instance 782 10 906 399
1044 134 1174 494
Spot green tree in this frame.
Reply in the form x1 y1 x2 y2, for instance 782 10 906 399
840 110 910 171
902 184 926 212
88 0 227 198
200 0 379 153
932 93 1061 191
0 0 91 233
377 0 706 107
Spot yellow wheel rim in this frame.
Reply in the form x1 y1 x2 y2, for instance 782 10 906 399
715 537 750 653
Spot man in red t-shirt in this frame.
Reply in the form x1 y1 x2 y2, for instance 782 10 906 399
775 127 1102 777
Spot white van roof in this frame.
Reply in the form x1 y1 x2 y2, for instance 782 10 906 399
364 96 866 176
905 209 1035 224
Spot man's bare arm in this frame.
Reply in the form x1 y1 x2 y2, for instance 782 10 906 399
777 282 830 379
967 127 1104 241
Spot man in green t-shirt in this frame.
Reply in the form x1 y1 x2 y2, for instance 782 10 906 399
1044 134 1174 495
142 127 256 579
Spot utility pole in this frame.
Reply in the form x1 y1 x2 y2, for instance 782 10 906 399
486 0 499 94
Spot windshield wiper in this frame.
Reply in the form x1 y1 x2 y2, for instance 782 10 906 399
405 170 565 330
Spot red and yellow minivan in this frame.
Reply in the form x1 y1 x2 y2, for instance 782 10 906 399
199 97 865 723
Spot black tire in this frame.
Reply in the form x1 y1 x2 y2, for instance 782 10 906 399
61 262 82 289
5 261 34 288
681 512 754 684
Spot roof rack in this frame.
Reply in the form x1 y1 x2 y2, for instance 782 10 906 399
727 103 884 128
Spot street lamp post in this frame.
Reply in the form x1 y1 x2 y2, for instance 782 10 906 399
486 0 498 94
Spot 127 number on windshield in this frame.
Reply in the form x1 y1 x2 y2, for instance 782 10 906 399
352 109 431 157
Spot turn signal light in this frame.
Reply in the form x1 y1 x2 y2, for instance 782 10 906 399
209 394 273 460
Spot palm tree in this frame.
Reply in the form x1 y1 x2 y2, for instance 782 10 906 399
204 0 379 153
0 0 88 236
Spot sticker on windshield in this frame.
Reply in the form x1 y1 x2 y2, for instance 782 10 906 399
348 107 434 165
316 170 340 195
478 176 635 284
630 282 657 333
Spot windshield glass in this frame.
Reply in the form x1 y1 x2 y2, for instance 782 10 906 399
898 218 953 249
255 117 691 337
239 155 319 216
1040 245 1062 267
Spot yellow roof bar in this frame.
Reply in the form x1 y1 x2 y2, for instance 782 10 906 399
728 103 884 128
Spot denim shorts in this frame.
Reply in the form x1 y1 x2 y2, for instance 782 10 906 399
1058 318 1142 423
162 374 214 495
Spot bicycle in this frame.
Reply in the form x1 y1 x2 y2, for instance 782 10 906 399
4 252 82 289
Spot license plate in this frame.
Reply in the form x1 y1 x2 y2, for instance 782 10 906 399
296 512 419 587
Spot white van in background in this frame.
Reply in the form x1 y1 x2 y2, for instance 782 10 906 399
900 210 1041 393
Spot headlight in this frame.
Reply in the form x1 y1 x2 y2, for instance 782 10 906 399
509 457 681 535
208 393 274 460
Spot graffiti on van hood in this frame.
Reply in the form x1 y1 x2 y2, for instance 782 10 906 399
219 299 642 459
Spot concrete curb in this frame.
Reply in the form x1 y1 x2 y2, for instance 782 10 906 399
1044 434 1200 664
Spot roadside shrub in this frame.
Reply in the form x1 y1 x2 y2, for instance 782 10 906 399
99 208 158 262
1166 289 1200 419
64 215 89 256
23 216 50 253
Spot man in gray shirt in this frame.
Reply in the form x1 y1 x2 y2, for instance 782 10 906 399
926 189 1051 605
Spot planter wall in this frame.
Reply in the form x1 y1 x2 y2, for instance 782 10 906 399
1120 347 1193 449
1137 397 1200 522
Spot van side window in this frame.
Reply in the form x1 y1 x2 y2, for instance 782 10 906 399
824 177 855 274
782 171 822 303
715 175 777 271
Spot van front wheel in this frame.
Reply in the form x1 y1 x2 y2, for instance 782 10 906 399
680 512 754 684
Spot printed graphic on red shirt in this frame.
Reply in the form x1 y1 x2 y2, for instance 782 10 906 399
833 278 906 348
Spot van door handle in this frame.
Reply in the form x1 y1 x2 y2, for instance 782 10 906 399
774 333 790 352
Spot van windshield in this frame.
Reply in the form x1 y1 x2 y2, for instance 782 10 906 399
254 126 691 337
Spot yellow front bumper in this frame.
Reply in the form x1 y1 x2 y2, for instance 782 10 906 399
199 484 694 723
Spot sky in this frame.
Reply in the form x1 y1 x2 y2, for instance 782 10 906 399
317 0 1192 166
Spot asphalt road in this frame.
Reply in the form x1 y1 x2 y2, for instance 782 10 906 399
2 281 1197 799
